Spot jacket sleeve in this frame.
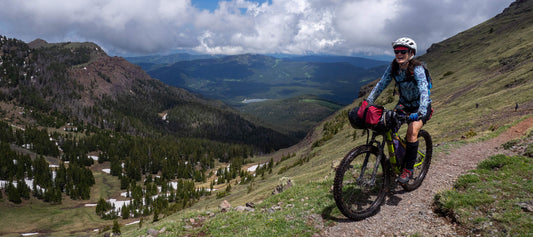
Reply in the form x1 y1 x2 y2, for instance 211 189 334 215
414 66 430 116
366 65 393 104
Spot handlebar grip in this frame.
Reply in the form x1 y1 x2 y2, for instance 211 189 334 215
398 114 410 123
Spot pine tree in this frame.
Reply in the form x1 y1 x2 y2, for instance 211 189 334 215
152 208 159 222
226 183 232 193
96 198 106 217
121 204 130 219
112 219 121 234
7 181 21 204
17 179 30 200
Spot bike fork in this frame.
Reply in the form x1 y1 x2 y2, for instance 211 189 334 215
357 149 382 187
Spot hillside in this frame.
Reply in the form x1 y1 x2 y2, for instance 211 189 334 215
0 36 298 235
236 95 344 139
126 53 387 139
112 0 532 236
124 53 222 71
282 55 388 69
145 54 386 106
416 0 533 140
0 37 295 151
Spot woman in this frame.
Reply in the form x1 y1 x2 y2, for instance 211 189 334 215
365 37 432 184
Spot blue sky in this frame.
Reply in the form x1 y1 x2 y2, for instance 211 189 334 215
192 0 272 12
0 0 514 57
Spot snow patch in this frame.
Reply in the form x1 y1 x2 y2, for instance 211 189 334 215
126 220 140 226
21 233 39 236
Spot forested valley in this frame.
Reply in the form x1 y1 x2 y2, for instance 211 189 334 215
0 35 289 222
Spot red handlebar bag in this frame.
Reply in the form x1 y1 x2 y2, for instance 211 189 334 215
357 100 384 126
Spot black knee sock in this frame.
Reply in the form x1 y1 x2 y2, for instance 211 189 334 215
405 141 419 170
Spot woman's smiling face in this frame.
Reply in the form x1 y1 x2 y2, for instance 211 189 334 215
394 47 413 65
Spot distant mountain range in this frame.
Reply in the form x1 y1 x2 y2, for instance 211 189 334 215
281 55 389 69
126 53 388 70
128 54 388 106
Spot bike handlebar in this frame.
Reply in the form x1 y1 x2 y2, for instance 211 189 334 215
381 108 411 130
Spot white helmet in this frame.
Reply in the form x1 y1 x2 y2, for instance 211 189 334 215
392 37 417 55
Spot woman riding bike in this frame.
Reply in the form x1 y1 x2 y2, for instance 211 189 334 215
360 37 432 184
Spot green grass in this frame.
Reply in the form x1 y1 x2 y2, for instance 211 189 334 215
434 154 533 236
237 95 343 138
415 2 533 142
0 197 110 236
200 182 335 237
0 170 126 236
125 180 340 237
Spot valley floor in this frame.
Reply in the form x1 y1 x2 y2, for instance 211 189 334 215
320 116 533 236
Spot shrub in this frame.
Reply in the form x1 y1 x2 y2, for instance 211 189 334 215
464 128 477 138
112 220 121 234
477 154 513 170
502 139 519 150
524 143 533 158
454 174 480 190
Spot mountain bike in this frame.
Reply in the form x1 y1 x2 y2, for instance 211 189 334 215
333 108 432 220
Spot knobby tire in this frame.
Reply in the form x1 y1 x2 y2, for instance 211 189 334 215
333 145 389 220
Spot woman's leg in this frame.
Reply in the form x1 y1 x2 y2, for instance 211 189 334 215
406 120 423 143
399 120 423 183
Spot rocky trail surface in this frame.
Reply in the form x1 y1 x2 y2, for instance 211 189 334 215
320 116 533 237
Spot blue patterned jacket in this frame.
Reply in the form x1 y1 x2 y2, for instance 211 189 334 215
366 64 431 116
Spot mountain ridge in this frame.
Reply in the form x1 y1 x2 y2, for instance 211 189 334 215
0 36 296 150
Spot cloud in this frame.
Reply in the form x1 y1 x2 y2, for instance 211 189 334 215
0 0 514 56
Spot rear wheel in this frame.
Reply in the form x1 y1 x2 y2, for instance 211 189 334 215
402 129 432 191
333 145 389 220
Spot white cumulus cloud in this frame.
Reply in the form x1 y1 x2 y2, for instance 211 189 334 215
0 0 515 56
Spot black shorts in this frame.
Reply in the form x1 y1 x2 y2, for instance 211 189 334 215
395 103 433 124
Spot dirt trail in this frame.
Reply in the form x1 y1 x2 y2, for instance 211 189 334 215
320 116 533 236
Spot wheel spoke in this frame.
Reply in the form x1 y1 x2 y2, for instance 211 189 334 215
333 145 388 220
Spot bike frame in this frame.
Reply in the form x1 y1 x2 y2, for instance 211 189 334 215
368 128 426 176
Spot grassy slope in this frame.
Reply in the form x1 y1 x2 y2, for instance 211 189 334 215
0 171 117 236
236 95 344 139
417 1 533 140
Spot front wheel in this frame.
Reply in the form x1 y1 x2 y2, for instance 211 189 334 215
402 129 432 191
333 145 390 220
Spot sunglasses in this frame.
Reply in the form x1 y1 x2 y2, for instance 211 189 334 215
394 49 408 55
